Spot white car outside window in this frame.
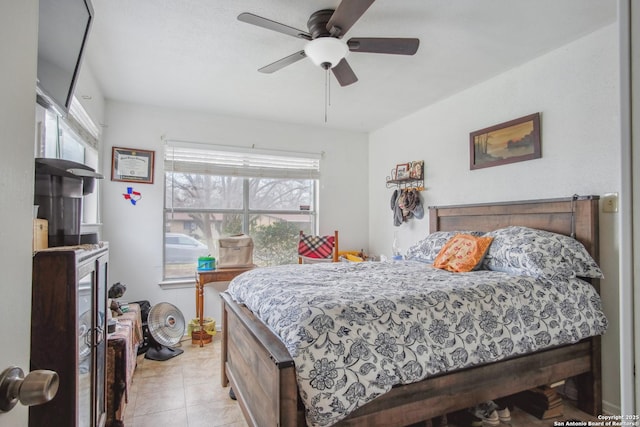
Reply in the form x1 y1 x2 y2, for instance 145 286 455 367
165 233 209 264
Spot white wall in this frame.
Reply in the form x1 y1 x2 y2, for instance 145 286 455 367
100 102 368 330
369 24 621 412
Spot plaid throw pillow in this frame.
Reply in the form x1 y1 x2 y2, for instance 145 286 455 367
298 234 335 259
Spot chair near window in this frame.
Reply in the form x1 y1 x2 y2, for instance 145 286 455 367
298 230 339 264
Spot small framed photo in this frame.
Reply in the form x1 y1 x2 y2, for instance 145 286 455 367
395 163 410 180
409 160 424 180
111 147 155 184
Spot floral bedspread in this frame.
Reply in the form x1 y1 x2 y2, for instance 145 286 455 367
226 261 608 427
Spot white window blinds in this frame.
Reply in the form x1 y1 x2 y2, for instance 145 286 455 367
164 140 321 179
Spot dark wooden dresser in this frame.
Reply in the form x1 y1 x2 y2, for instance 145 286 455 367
31 244 109 427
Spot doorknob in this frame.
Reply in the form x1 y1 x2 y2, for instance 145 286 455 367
0 366 59 412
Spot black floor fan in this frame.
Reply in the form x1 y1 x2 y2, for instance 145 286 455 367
144 302 186 361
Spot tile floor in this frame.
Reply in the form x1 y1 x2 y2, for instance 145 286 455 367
124 334 248 427
124 334 599 427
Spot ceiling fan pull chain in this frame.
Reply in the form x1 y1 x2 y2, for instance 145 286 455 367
324 68 329 123
328 69 332 107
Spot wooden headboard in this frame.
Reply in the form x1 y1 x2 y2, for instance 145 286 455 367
428 195 600 265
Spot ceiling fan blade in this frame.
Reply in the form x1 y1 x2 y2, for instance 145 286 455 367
258 50 307 74
331 59 358 87
326 0 375 37
347 38 420 55
238 12 311 40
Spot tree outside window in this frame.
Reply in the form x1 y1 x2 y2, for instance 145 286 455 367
164 172 316 279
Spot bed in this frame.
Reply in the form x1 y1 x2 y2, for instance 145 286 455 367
220 195 605 427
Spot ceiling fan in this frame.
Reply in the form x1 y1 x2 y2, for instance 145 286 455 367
238 0 420 87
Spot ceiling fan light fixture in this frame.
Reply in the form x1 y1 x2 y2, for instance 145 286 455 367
304 37 348 69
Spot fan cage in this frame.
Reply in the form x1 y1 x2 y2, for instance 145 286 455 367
147 303 186 347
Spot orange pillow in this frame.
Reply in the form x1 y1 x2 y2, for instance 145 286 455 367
433 234 494 273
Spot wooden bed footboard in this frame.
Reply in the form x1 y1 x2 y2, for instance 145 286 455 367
221 196 603 427
221 292 303 427
222 293 601 427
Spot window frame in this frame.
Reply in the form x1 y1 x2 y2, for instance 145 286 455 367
162 142 321 280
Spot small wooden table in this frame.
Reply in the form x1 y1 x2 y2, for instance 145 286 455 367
195 266 255 347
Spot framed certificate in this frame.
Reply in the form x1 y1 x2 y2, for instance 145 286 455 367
111 147 155 184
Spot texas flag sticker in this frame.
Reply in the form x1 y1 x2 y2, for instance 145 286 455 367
123 187 142 205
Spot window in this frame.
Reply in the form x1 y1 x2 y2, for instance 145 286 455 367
164 141 321 280
35 97 101 224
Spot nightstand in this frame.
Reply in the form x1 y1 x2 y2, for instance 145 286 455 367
194 266 256 346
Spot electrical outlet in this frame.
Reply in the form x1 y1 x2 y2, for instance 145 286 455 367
602 192 618 213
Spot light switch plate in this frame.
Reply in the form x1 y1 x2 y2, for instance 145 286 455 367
602 192 618 213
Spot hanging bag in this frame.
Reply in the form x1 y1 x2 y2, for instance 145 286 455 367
218 234 254 268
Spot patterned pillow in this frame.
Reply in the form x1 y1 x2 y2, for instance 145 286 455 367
483 226 603 279
405 230 485 264
433 234 494 272
298 234 335 259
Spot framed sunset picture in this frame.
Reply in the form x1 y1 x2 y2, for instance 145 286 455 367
470 113 541 170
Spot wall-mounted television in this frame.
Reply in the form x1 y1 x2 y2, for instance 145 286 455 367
36 0 93 116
